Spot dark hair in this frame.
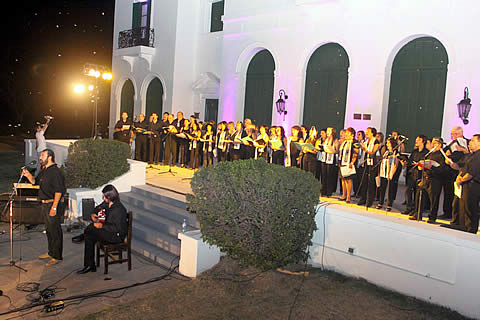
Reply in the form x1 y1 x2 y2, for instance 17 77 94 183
387 137 398 149
42 149 55 162
346 127 356 137
367 127 377 136
417 135 427 145
472 134 480 141
357 130 365 140
102 184 119 203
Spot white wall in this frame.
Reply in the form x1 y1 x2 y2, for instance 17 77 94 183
112 0 480 139
310 203 480 319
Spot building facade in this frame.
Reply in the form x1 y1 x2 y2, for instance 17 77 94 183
110 0 479 142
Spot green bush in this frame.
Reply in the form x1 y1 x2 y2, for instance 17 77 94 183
187 158 321 270
64 138 130 189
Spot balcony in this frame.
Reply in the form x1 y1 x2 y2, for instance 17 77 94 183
118 27 155 49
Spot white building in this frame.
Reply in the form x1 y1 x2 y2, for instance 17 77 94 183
110 0 479 143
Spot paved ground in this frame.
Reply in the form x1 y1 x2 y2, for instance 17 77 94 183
0 223 186 320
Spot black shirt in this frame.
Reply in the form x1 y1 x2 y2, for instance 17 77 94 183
37 164 66 200
148 120 163 139
407 148 429 180
95 200 128 239
465 150 480 182
134 120 149 138
114 119 133 142
426 151 449 180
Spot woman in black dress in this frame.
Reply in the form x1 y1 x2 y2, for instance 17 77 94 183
302 126 320 175
339 127 358 203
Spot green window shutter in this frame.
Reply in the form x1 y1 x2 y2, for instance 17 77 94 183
303 43 349 133
132 2 142 29
244 50 275 126
386 37 448 149
210 1 224 32
120 79 135 117
146 78 164 117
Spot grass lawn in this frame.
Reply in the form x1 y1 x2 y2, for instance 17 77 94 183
78 257 469 320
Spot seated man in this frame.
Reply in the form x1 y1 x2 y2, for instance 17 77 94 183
77 184 128 274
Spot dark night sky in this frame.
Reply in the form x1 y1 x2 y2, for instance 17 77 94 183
3 0 116 138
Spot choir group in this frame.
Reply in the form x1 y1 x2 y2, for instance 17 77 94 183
113 111 480 234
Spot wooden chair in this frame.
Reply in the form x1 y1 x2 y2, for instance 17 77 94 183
96 211 133 274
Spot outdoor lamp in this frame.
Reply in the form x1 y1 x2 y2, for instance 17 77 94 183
457 87 472 125
275 89 288 121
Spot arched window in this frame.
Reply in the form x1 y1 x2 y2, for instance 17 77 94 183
303 43 349 132
146 77 163 117
120 79 135 118
387 37 448 146
244 49 275 126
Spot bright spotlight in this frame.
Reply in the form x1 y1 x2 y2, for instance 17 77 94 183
102 72 112 80
74 84 85 94
88 85 94 91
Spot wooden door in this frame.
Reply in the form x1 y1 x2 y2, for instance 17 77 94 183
244 50 275 126
303 43 349 132
387 37 448 148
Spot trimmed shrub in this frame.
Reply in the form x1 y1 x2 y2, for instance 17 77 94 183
187 158 321 270
64 138 130 189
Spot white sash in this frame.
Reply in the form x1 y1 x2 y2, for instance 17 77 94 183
366 138 375 166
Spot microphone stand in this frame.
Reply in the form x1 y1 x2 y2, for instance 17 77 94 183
412 147 436 221
0 171 28 272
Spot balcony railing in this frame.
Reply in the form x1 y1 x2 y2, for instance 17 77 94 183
118 27 155 49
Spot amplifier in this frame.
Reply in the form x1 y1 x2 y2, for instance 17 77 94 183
0 194 68 224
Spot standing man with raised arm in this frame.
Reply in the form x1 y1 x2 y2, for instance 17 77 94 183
22 149 66 266
35 116 52 176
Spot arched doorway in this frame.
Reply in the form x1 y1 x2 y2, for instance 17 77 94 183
146 77 163 117
387 37 448 147
303 43 349 132
244 49 275 126
120 79 134 118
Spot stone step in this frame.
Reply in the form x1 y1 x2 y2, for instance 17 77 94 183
131 184 187 210
132 221 181 256
121 192 198 227
131 238 179 268
124 204 183 238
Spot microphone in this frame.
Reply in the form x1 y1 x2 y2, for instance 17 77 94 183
21 160 37 169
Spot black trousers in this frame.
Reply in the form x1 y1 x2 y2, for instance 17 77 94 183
203 151 213 167
441 176 454 217
41 203 63 260
353 166 364 195
164 135 177 166
190 148 200 169
321 163 338 197
83 224 122 267
217 149 227 162
272 150 285 165
149 136 162 164
427 177 443 220
178 142 188 166
135 134 148 162
405 174 419 211
464 182 480 233
302 153 317 176
358 165 377 205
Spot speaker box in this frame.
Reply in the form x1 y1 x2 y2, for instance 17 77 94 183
0 197 67 225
